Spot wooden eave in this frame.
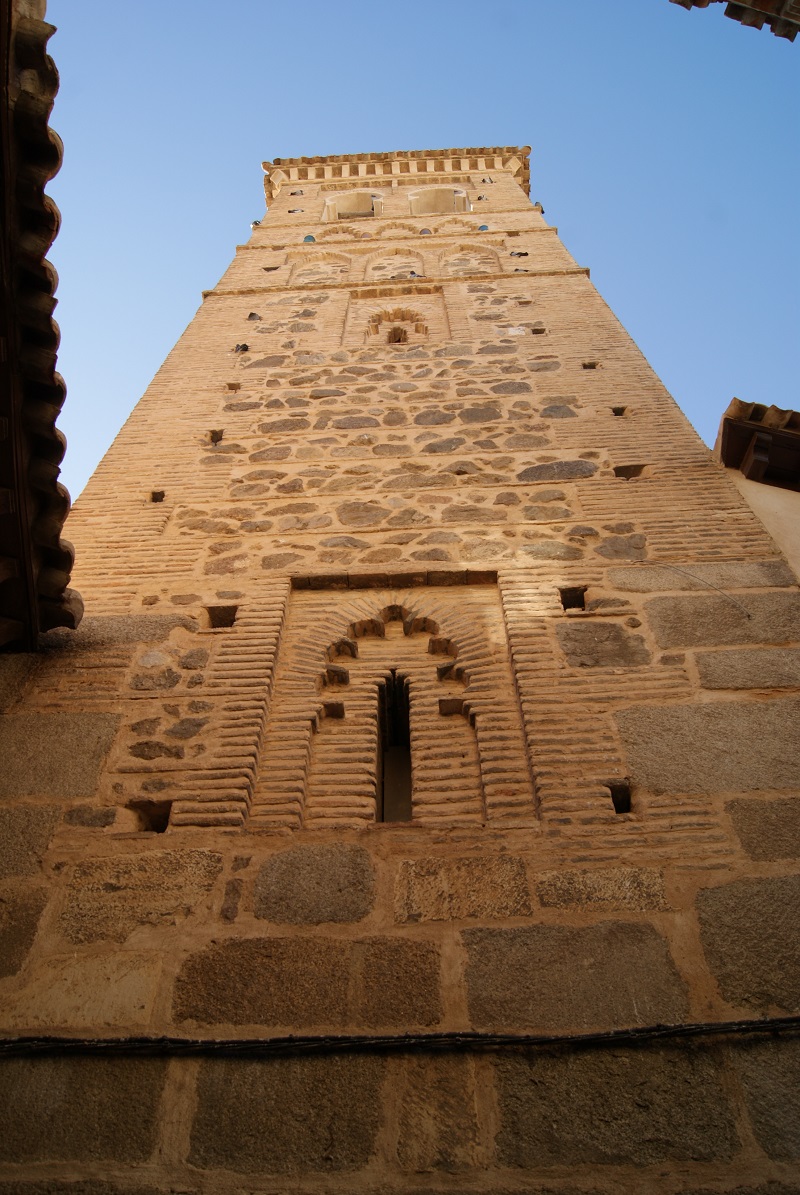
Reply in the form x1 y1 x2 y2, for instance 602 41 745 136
717 399 800 492
670 0 799 41
0 0 82 650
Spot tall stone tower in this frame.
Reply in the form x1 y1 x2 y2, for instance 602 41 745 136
1 147 798 1193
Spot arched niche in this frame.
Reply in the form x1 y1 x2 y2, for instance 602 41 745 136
365 248 425 282
408 187 471 217
440 244 500 277
322 190 385 222
364 306 428 345
290 253 351 286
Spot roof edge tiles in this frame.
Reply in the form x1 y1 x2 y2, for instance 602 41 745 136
670 0 799 41
262 147 532 201
0 0 83 650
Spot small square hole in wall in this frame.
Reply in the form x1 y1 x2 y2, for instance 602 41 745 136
208 429 224 445
226 382 241 392
606 780 632 814
613 464 647 480
150 490 165 503
204 604 238 629
612 406 627 417
127 799 172 833
559 585 587 612
582 361 599 370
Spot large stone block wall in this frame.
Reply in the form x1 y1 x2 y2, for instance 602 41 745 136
0 149 798 1190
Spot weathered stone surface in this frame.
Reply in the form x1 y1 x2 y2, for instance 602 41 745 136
490 380 531 394
0 805 59 879
522 542 583 560
696 875 800 1012
5 952 160 1029
541 402 578 418
41 614 195 649
594 532 647 560
727 797 800 860
422 437 466 454
258 417 310 432
396 1056 479 1171
337 500 390 526
63 805 116 828
60 850 223 945
254 843 374 924
358 938 441 1027
616 699 800 794
0 1057 166 1163
645 592 800 648
523 504 572 520
414 409 455 425
459 405 501 422
610 560 796 593
190 1054 385 1173
0 1184 168 1195
535 867 666 910
557 622 650 667
332 415 379 429
697 647 800 689
0 714 119 799
495 1045 737 1165
0 887 47 977
129 666 180 691
129 739 183 760
733 1037 800 1160
517 460 597 483
0 654 36 712
261 551 302 570
173 937 351 1026
165 716 208 739
395 856 531 923
504 433 550 449
464 923 687 1030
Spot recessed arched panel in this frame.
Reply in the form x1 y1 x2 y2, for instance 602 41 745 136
408 187 471 216
290 253 351 286
440 244 500 277
248 585 536 832
365 249 425 282
322 190 385 222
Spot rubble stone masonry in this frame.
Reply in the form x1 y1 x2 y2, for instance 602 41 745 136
0 147 797 1194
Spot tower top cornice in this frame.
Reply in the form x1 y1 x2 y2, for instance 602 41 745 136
262 146 531 201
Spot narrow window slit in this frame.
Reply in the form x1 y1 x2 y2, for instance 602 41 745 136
606 780 632 814
559 585 587 612
128 799 172 833
377 671 412 823
204 604 238 629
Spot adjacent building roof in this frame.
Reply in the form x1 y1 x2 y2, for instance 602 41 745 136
715 398 800 488
670 0 800 41
0 0 82 650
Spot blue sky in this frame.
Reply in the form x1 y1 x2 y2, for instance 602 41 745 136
47 0 799 499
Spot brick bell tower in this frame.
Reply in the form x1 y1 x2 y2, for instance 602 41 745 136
0 147 798 1192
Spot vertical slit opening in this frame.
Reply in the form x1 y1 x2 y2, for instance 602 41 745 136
606 780 632 814
377 670 412 823
559 585 587 612
127 799 172 833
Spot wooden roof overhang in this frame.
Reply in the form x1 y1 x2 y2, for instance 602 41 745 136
0 0 82 650
670 0 799 41
717 399 800 492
